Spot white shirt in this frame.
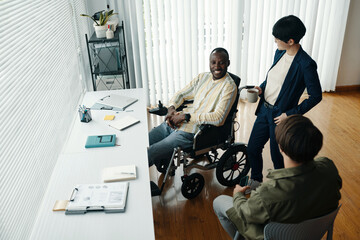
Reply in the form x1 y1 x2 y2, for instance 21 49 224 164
265 53 295 105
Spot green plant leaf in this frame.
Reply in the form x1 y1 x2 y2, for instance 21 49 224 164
80 14 99 26
81 10 117 26
99 12 104 25
104 12 118 25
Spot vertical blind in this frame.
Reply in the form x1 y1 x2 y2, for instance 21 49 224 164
0 0 84 239
125 0 349 106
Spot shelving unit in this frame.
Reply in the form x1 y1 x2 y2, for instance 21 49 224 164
85 21 129 91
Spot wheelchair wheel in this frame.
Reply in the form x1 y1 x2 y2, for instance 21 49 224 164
181 173 205 199
216 143 250 187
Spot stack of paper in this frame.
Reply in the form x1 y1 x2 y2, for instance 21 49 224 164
102 165 137 182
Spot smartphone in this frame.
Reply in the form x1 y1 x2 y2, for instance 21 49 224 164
239 176 249 187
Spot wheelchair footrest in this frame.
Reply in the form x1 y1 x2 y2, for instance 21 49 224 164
185 161 218 171
204 162 218 169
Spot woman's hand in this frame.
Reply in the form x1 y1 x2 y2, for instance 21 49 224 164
233 184 250 195
274 113 287 125
255 86 262 95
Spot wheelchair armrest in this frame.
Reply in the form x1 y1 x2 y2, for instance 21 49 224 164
176 100 193 112
149 100 194 116
199 124 213 132
149 106 168 116
149 100 168 116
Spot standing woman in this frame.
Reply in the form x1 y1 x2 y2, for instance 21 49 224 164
246 15 322 192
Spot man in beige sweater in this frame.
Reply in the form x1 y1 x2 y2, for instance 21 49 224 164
148 48 237 173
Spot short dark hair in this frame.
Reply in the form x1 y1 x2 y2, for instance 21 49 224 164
275 115 323 163
272 15 306 43
210 47 229 60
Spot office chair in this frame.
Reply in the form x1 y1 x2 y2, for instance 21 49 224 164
150 73 253 199
263 204 342 240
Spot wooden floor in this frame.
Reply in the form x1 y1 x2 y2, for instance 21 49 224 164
148 91 360 240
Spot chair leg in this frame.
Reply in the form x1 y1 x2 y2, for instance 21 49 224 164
151 148 178 197
326 223 334 240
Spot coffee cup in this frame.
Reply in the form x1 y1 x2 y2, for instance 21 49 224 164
247 88 259 103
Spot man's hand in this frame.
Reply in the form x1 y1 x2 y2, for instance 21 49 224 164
166 113 186 129
167 106 176 116
274 113 287 125
233 184 250 195
165 106 176 128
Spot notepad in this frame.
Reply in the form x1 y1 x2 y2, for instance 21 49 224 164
65 182 129 214
102 165 137 182
108 115 140 131
53 200 69 211
104 115 115 120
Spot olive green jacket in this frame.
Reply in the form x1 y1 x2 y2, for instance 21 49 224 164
226 157 342 240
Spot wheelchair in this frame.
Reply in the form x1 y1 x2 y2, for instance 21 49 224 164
149 73 253 199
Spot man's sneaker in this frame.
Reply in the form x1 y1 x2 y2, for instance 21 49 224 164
244 179 261 195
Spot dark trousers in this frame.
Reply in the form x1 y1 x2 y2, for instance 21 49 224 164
247 103 284 182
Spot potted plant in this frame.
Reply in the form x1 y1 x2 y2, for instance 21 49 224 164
81 10 118 38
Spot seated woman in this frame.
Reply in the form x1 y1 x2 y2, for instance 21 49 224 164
213 115 342 240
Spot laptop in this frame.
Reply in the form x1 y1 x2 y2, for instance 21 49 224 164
97 94 138 111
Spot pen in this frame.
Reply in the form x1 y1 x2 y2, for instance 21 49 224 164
120 172 135 175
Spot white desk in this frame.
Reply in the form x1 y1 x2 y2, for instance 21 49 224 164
30 89 155 240
63 89 149 154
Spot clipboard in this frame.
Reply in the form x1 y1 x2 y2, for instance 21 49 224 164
65 182 129 215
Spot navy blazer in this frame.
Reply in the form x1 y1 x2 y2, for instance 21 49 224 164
256 46 322 117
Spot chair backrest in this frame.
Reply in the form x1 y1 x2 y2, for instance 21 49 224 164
226 72 241 122
264 205 342 240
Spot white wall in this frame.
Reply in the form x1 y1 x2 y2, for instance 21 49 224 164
336 0 360 86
